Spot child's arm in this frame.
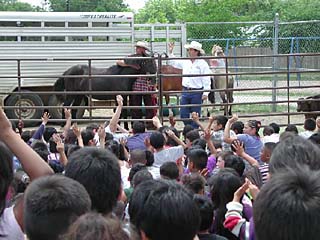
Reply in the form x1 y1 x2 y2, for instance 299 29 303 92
166 129 187 149
191 112 205 132
63 108 72 139
224 179 258 239
232 141 259 166
54 134 68 167
72 123 84 147
203 129 217 156
30 112 50 142
108 95 123 133
0 107 53 230
205 115 215 131
98 125 106 149
224 114 238 144
152 116 163 130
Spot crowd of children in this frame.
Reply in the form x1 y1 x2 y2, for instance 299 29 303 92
1 95 320 240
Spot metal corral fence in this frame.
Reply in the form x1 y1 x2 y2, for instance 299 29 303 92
2 53 320 129
186 17 320 115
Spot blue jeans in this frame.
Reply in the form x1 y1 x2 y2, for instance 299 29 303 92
180 90 203 128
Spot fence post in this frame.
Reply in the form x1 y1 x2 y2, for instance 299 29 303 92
272 13 279 112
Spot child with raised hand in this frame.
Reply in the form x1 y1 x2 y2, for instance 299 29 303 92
223 178 259 240
0 107 53 239
224 114 263 164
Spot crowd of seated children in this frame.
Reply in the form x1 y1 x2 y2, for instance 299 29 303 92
4 92 320 240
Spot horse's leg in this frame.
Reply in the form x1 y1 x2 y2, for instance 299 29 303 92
165 94 175 116
72 95 84 120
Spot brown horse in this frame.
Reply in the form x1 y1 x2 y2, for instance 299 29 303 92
160 65 182 105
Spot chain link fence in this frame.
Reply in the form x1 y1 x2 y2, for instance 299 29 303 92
186 18 320 120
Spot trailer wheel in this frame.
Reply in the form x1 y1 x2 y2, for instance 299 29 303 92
48 95 86 120
5 91 44 127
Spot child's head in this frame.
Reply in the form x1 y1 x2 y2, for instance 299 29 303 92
216 151 233 169
254 166 320 240
132 121 146 134
193 194 214 232
224 155 245 177
160 162 179 180
285 124 299 135
263 126 275 136
63 212 130 240
80 129 95 146
132 170 153 188
187 148 208 172
132 180 200 240
304 118 316 131
181 173 206 195
244 120 261 136
269 136 320 175
150 131 165 149
261 142 277 163
24 175 91 240
231 121 244 134
269 122 280 134
65 147 121 215
64 212 130 240
129 149 147 166
185 130 200 148
128 163 147 183
212 116 228 131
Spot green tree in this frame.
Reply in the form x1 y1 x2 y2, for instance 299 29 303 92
0 0 39 11
49 0 129 12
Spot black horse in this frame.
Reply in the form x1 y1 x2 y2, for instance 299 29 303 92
53 54 157 129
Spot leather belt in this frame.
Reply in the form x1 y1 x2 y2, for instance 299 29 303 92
183 86 203 90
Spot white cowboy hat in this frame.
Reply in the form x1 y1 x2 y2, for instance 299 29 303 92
135 41 150 51
184 41 205 55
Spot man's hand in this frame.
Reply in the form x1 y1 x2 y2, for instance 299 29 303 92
168 42 175 54
202 95 208 101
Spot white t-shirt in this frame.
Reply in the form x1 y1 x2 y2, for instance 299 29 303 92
153 145 184 168
0 206 24 240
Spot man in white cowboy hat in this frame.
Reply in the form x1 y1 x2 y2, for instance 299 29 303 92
116 41 157 129
167 41 211 128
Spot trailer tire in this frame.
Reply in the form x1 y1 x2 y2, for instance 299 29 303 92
48 95 86 120
5 91 44 127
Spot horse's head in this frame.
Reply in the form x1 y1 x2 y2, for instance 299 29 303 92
140 54 157 74
212 45 224 57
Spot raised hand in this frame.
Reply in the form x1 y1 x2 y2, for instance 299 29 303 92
42 112 50 125
72 123 81 138
64 108 71 120
229 114 238 124
232 139 244 156
168 42 175 54
0 107 13 138
116 95 123 107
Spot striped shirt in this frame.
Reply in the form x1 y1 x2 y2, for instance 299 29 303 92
259 163 269 184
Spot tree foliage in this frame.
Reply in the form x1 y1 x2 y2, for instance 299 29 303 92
48 0 129 12
0 0 40 11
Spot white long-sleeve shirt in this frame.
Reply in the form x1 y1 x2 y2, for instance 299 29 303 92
168 53 212 96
